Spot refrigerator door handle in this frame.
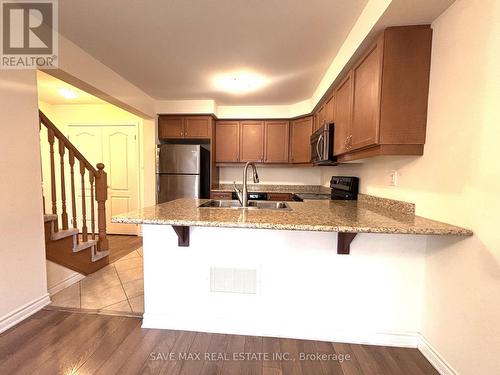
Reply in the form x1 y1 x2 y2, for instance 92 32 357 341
156 145 161 174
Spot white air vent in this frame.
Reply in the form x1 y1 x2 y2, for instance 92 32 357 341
210 267 257 294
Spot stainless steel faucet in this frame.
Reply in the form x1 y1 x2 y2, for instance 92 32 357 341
233 161 259 207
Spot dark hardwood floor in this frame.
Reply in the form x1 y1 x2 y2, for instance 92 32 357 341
0 310 438 375
107 234 143 263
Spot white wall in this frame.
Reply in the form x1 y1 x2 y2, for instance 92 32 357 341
320 1 500 373
143 225 426 346
0 71 50 332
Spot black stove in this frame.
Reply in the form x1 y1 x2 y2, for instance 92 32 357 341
330 176 359 200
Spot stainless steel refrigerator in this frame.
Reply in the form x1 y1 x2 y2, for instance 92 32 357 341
156 144 210 203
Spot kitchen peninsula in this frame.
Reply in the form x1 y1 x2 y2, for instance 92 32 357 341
113 195 471 345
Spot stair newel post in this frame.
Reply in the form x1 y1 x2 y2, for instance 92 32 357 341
95 163 109 251
68 150 78 235
58 139 68 230
89 172 96 240
47 128 58 231
80 161 88 242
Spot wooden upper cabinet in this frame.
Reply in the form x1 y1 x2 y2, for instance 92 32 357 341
240 121 264 162
333 72 353 156
290 116 312 163
158 115 212 139
377 26 432 145
158 116 184 139
331 25 432 161
184 116 211 138
264 121 289 163
312 113 319 132
325 95 334 124
215 121 240 162
317 105 326 130
351 38 382 151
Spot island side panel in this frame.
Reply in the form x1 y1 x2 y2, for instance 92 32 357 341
142 224 426 346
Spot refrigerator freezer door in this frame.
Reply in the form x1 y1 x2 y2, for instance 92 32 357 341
157 144 201 174
157 174 200 203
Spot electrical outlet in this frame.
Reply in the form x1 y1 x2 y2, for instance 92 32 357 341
389 170 398 186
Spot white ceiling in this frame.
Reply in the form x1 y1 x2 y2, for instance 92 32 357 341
58 0 369 105
37 71 105 105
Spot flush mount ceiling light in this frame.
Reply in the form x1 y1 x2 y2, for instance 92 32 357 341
58 87 78 99
213 71 269 94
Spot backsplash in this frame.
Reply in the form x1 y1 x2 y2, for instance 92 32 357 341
219 166 323 185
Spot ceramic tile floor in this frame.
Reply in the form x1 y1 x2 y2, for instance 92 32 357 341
50 247 144 314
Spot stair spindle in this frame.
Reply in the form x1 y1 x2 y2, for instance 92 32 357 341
80 161 88 242
89 173 96 240
58 139 68 229
47 128 58 231
68 150 78 243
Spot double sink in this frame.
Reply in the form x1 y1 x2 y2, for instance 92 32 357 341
200 162 292 211
199 200 292 211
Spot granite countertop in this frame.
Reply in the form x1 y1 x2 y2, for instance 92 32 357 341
112 198 472 236
211 184 331 194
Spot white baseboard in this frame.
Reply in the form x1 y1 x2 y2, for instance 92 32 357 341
142 313 420 348
418 335 458 375
48 272 85 296
0 294 51 334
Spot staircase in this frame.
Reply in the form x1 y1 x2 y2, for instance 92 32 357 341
40 110 110 275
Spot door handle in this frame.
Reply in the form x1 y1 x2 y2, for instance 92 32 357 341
317 134 324 159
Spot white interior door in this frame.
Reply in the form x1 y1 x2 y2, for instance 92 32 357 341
67 124 139 235
102 126 138 235
66 126 102 233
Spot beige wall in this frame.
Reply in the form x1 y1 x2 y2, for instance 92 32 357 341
0 71 49 330
321 1 500 373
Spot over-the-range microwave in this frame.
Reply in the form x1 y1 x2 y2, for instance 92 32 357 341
310 123 337 165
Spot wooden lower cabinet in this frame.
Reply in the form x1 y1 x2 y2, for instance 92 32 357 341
267 193 294 201
210 191 233 200
216 121 240 162
264 121 289 163
290 116 312 163
240 121 265 162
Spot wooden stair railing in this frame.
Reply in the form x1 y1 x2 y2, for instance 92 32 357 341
39 110 109 253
